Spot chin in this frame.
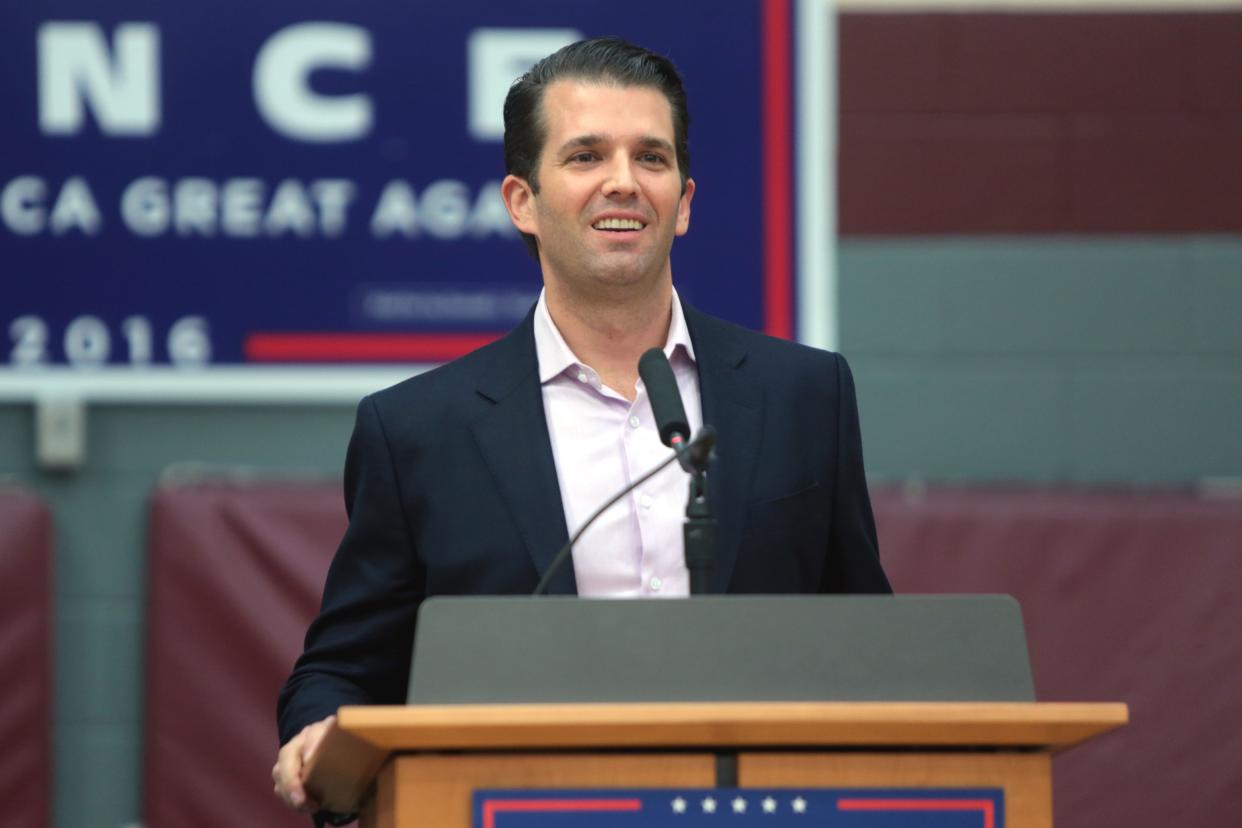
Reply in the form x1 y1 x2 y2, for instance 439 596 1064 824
592 259 658 287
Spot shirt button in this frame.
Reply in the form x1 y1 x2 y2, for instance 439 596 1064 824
628 415 640 429
577 371 588 383
639 494 653 509
649 576 662 592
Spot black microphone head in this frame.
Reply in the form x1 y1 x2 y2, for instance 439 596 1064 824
638 347 690 447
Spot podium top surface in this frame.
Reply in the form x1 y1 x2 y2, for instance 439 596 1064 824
303 700 1128 812
336 700 1127 751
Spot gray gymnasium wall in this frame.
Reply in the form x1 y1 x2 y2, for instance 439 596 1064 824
841 237 1242 485
5 234 1240 826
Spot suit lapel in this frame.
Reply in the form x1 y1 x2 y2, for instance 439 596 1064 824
471 313 577 595
684 305 762 594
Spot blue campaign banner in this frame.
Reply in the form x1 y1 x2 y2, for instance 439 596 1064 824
474 789 1005 828
2 1 802 374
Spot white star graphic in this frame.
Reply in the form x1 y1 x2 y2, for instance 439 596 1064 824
732 796 747 813
792 796 808 814
762 797 778 813
702 796 718 814
671 797 687 814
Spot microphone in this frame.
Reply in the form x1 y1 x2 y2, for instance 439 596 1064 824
637 347 716 595
639 348 715 474
638 348 690 449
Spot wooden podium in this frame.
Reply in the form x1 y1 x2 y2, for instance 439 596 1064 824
305 700 1127 827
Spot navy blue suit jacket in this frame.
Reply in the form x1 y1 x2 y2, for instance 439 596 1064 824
277 303 890 745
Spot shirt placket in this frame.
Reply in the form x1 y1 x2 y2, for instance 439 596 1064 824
624 388 667 596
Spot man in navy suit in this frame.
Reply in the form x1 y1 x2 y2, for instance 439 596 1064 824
273 37 890 817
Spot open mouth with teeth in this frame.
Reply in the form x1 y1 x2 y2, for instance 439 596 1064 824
592 217 646 232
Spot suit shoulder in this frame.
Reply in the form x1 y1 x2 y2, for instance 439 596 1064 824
359 324 535 429
686 306 847 373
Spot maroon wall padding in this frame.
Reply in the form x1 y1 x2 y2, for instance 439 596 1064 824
144 482 1242 825
144 483 345 828
873 488 1242 826
838 13 1242 235
0 487 52 828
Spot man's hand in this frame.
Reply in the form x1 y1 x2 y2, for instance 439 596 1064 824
272 714 335 812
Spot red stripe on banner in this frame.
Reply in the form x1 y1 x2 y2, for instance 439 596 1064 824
482 798 642 828
838 798 995 828
244 332 501 362
762 0 793 340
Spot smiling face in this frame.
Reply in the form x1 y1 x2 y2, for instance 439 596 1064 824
502 80 695 303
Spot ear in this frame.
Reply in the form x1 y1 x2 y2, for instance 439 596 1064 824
501 174 538 237
674 177 695 236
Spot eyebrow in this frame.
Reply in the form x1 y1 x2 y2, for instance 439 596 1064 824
556 134 675 155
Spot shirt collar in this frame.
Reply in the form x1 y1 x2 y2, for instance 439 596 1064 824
534 287 697 385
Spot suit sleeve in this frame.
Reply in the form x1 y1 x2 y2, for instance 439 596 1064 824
821 353 892 594
276 394 426 746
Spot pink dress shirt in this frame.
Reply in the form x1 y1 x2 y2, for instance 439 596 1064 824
534 289 704 598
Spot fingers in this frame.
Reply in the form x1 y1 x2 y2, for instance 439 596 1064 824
272 715 336 813
273 739 308 810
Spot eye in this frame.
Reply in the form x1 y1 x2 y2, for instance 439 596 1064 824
638 152 668 165
567 151 598 164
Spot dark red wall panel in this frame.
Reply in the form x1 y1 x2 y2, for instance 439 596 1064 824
944 15 1184 113
839 13 1242 235
144 483 345 828
0 489 51 828
839 113 1063 233
1068 111 1242 232
1187 14 1242 110
839 14 950 112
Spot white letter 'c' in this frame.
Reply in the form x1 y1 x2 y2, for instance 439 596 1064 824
253 22 372 143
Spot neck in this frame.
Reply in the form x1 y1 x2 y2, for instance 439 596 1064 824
544 280 674 401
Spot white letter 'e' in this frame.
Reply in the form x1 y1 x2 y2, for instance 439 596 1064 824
253 22 373 143
467 28 580 141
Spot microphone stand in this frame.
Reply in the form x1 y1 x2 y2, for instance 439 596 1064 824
684 471 715 595
678 427 716 596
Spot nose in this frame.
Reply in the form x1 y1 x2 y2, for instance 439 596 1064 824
602 155 638 197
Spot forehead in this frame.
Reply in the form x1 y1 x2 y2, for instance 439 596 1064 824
538 80 675 145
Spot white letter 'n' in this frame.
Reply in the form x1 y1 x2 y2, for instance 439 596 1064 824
38 22 161 136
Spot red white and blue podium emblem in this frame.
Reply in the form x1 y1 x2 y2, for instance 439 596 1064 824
474 788 1004 827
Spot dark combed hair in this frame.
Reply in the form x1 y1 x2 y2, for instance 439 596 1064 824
502 37 691 258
